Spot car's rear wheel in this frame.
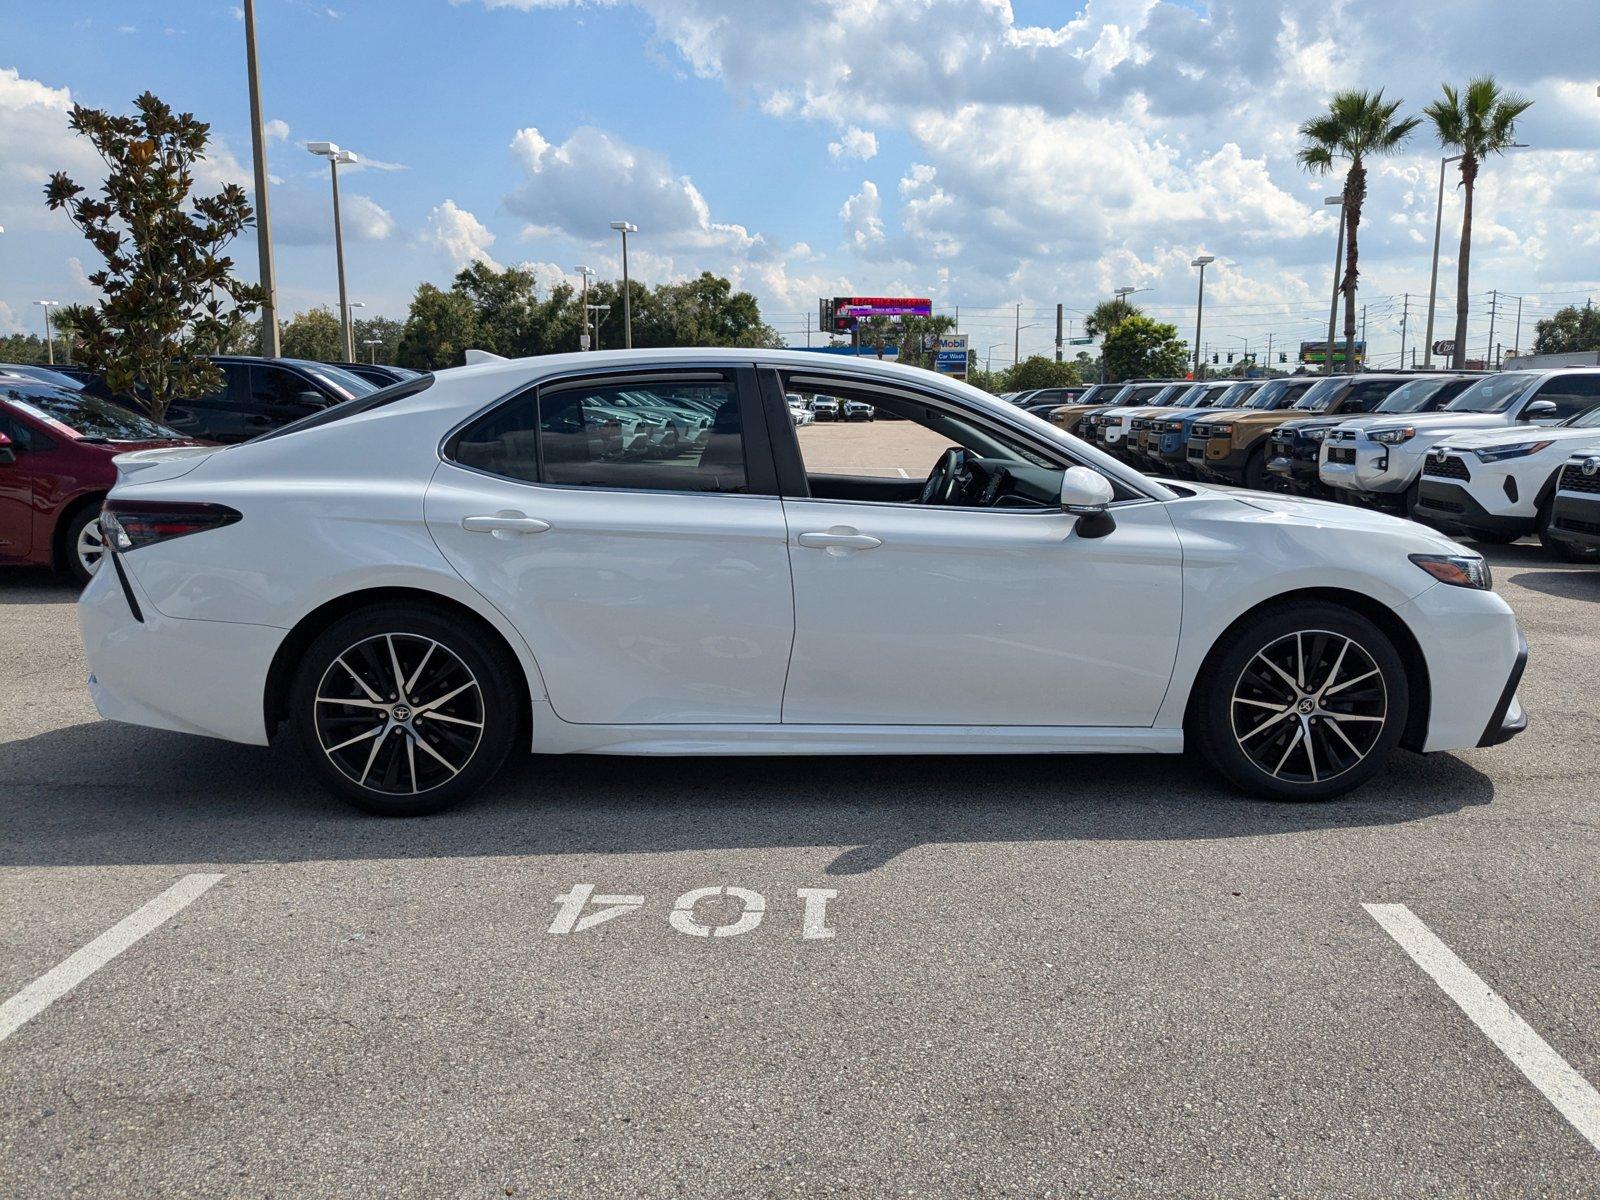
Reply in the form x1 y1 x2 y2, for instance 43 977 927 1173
289 605 520 816
1191 602 1409 801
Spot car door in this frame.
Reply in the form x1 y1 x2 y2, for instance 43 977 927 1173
425 365 796 725
772 371 1184 727
0 404 35 559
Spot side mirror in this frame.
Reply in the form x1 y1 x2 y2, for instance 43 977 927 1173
0 432 14 465
1060 466 1116 539
296 390 328 409
1521 399 1558 422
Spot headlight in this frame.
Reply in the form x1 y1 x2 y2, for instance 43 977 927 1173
1208 423 1234 437
1472 440 1553 463
1305 427 1328 441
1163 421 1184 432
1371 427 1416 445
1410 553 1492 590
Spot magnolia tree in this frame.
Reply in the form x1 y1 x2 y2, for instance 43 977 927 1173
45 92 261 420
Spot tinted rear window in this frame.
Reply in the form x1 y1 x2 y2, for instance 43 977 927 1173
251 373 435 443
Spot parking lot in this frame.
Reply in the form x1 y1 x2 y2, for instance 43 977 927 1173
1 547 1597 1197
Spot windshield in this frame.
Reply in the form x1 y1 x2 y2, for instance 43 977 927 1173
4 382 180 441
1567 406 1600 429
1160 384 1201 406
1245 380 1299 409
1374 377 1452 413
3 364 85 391
1214 381 1257 407
299 363 379 401
1291 377 1346 412
1074 384 1117 405
1445 372 1538 414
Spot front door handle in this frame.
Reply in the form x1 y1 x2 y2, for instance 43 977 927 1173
462 511 551 538
797 528 882 551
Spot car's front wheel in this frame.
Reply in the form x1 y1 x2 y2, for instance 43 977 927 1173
62 505 106 586
289 604 520 816
1191 602 1409 801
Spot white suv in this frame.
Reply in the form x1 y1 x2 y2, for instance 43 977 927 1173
1318 369 1600 509
1412 404 1600 560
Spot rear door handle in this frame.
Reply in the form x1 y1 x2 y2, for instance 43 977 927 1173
462 511 551 537
797 529 882 551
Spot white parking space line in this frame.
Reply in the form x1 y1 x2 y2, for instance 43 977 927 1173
1364 903 1600 1154
0 873 224 1044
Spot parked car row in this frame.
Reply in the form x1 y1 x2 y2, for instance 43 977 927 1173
1063 368 1600 562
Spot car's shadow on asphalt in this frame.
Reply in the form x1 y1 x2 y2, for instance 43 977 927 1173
0 566 81 603
0 718 1496 874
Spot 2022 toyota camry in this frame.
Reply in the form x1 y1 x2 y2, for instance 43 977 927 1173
79 349 1527 816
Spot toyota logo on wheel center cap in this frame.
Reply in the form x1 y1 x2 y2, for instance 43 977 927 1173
1298 698 1315 714
392 705 412 721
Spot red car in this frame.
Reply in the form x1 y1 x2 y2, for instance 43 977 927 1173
0 375 206 584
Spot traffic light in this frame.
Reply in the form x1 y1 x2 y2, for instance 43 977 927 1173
1226 353 1234 364
1279 352 1287 364
1211 353 1218 364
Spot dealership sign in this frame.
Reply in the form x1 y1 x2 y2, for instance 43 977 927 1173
822 296 933 331
1432 340 1456 356
1299 339 1367 366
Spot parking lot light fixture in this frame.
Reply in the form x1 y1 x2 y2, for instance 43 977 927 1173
308 142 360 361
574 266 596 350
35 300 60 365
1324 195 1345 375
586 302 612 351
609 221 638 348
362 337 383 364
1191 256 1215 379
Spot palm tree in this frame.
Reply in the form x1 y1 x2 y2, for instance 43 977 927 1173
1084 297 1139 338
1424 78 1533 369
1298 90 1421 372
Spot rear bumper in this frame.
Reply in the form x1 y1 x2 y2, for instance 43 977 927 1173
78 553 283 745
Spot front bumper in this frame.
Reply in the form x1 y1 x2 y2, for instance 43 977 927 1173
1320 441 1421 495
1477 631 1528 748
79 553 284 745
1265 437 1324 492
1550 490 1600 548
1413 479 1535 538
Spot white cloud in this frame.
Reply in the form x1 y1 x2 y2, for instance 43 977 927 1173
827 126 878 161
263 118 290 141
839 181 885 251
427 199 502 270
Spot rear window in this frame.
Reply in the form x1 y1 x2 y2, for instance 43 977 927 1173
3 381 179 441
250 373 435 443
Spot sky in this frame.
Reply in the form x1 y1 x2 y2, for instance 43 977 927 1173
1 0 1597 369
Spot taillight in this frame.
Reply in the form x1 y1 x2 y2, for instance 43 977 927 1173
99 501 241 552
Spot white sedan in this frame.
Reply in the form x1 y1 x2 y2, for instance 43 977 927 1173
81 349 1527 816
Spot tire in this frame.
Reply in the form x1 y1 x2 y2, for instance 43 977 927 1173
1538 497 1600 562
1401 478 1422 520
1190 602 1409 802
1242 445 1268 490
289 604 520 816
61 504 106 586
1468 530 1520 546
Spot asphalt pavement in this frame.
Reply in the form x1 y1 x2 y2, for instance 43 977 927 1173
2 544 1598 1197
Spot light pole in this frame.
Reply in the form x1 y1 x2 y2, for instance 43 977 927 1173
1323 194 1344 374
1423 144 1525 368
345 300 365 358
307 141 359 362
362 337 382 365
1191 255 1215 379
574 265 596 350
1014 322 1039 368
984 342 1004 374
586 303 611 351
35 300 59 364
243 0 281 356
609 220 637 348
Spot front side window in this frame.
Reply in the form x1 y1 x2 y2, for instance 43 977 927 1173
1530 374 1600 420
453 375 747 494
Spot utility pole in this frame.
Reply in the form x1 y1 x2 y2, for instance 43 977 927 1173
243 0 281 356
1055 303 1064 362
1264 333 1274 375
1013 302 1021 368
1512 294 1523 361
804 312 811 348
1360 304 1367 370
1398 293 1409 371
1486 289 1499 369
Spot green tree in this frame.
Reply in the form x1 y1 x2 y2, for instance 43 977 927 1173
1298 89 1421 375
397 283 479 370
280 307 344 361
1424 78 1534 370
891 314 959 371
1084 298 1140 338
655 272 780 348
965 367 1005 394
1101 316 1188 382
1003 355 1083 392
1531 305 1600 355
450 261 543 356
43 92 261 420
0 332 53 364
352 315 404 364
855 315 896 359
